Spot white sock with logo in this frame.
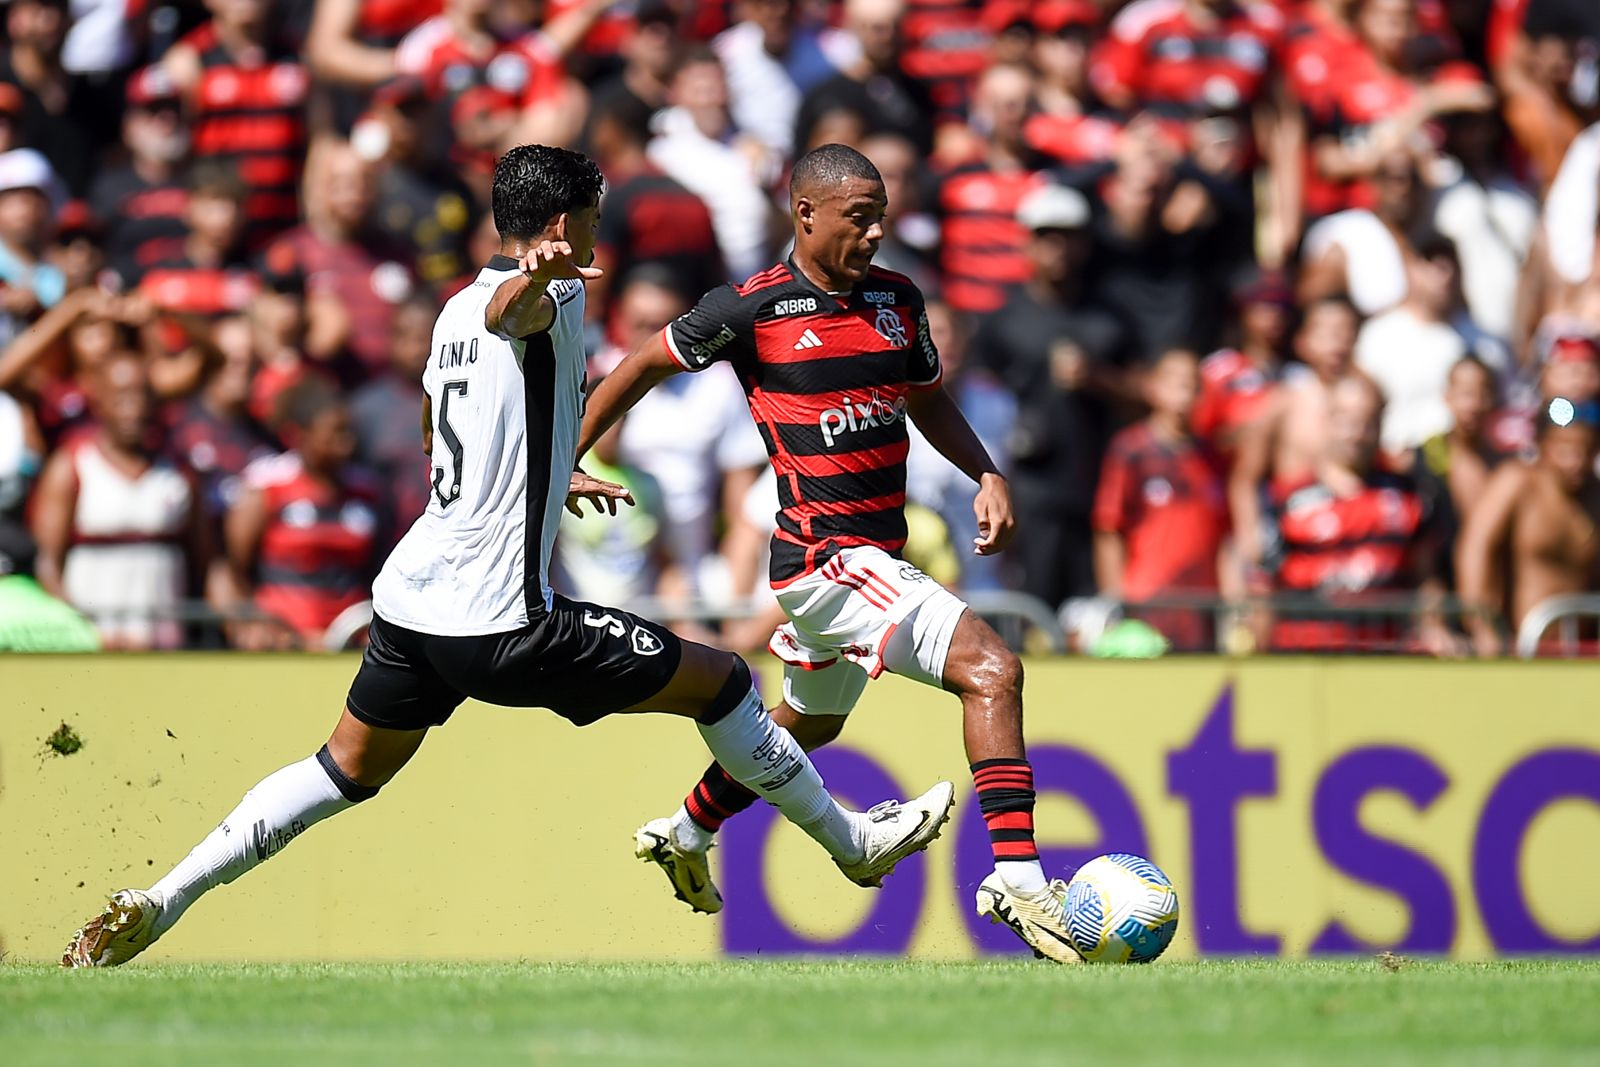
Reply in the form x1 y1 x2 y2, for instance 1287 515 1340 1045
697 689 866 863
147 753 359 938
669 807 715 853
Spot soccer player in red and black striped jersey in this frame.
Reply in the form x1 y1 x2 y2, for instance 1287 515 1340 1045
581 143 1083 963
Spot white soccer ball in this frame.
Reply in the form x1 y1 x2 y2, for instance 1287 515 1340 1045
1063 853 1180 963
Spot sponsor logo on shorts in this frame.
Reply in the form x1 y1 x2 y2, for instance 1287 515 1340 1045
632 626 664 657
583 611 627 637
899 564 929 584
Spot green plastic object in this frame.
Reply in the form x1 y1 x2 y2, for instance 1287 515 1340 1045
0 575 101 652
1090 618 1171 659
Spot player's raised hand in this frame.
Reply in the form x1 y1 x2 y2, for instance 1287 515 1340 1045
566 470 635 517
520 240 604 284
972 472 1016 555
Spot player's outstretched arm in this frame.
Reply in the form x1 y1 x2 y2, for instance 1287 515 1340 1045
577 329 683 460
485 240 603 340
906 386 1015 555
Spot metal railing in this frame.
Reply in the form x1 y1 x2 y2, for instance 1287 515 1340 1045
1515 595 1600 659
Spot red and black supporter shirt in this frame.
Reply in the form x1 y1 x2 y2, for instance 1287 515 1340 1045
935 164 1045 315
181 24 310 247
248 453 382 642
1091 0 1284 117
663 260 942 583
1192 348 1277 455
88 167 189 282
1270 468 1435 651
1092 422 1228 601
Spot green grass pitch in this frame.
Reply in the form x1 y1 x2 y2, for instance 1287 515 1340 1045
4 958 1599 1065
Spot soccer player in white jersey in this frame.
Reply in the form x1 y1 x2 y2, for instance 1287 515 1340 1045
61 146 955 968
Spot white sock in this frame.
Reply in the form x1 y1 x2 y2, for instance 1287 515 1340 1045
149 753 360 937
998 859 1049 895
669 806 714 853
697 688 865 863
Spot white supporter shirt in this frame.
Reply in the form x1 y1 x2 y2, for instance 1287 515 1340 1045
618 363 767 574
372 259 587 636
1432 173 1537 343
647 107 774 281
1302 210 1407 316
1355 308 1466 454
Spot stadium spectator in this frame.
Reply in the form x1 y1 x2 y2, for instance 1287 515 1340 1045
587 90 724 323
897 0 995 121
307 0 441 92
975 182 1129 607
1230 295 1362 569
269 141 416 384
350 292 433 550
1496 0 1600 188
1093 348 1230 650
585 0 679 122
162 0 310 248
553 411 676 606
354 76 476 292
1193 271 1293 458
222 379 381 649
29 348 206 649
906 297 1014 592
604 268 768 594
646 45 779 282
714 0 856 159
935 61 1043 315
1355 229 1511 455
1300 151 1428 317
798 0 936 156
1459 396 1600 656
165 322 279 539
1431 108 1539 344
1084 115 1237 356
0 148 66 346
136 162 256 319
1091 0 1285 119
859 131 939 293
1411 354 1503 589
0 0 116 196
88 66 191 286
1268 373 1453 652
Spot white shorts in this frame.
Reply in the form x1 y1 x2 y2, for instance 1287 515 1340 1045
767 546 968 717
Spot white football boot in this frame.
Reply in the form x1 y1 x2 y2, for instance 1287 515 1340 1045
836 781 956 887
975 872 1084 964
634 818 723 914
62 889 164 969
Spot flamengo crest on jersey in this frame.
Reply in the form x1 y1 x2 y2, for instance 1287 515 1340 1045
372 258 587 637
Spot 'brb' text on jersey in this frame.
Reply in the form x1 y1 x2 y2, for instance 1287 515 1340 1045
664 258 942 583
372 256 586 636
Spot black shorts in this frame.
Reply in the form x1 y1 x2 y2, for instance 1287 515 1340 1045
346 596 683 731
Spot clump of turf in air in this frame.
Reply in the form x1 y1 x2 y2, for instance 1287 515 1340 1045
44 722 84 757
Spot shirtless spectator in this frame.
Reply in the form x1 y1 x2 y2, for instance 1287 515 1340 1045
1458 398 1600 656
29 348 207 649
1412 356 1502 590
1269 373 1454 653
1231 295 1361 570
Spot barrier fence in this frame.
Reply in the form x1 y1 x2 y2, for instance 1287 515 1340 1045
4 656 1597 961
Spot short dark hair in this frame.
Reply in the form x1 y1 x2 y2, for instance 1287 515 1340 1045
491 144 605 242
277 377 344 433
591 91 655 149
789 143 882 201
190 160 247 201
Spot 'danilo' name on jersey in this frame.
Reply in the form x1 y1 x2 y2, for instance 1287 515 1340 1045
663 258 941 582
372 256 586 637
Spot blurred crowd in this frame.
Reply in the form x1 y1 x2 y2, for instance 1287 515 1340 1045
0 0 1599 656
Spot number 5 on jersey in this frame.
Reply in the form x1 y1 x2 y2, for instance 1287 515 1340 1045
431 379 469 508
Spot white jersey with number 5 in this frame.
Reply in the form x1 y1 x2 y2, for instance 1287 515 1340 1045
372 256 587 636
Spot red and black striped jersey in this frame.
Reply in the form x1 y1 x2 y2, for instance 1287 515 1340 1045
663 259 942 583
182 24 309 247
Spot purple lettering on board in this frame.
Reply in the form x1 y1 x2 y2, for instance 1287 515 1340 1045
956 744 1149 953
1309 747 1456 953
721 746 924 954
1472 749 1600 952
1166 683 1280 954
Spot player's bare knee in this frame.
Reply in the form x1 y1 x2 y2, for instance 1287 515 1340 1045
694 653 755 725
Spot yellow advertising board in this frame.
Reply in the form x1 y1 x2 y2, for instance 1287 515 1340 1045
2 656 1597 961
